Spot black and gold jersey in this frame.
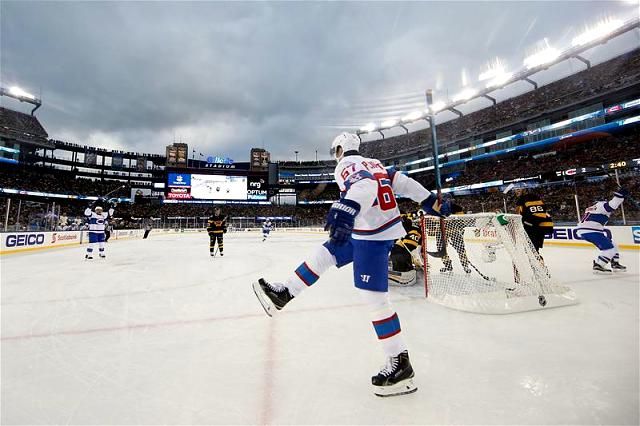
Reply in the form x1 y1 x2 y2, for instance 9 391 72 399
395 224 422 252
515 193 553 230
207 214 227 234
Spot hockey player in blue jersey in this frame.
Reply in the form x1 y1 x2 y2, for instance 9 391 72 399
252 132 451 397
576 188 629 273
84 203 114 260
262 220 273 242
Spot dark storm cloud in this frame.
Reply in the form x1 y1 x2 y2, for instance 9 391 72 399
1 1 637 161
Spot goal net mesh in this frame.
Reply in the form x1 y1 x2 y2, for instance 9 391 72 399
420 213 577 314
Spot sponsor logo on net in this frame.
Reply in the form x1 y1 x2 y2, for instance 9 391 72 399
6 233 45 247
632 226 640 244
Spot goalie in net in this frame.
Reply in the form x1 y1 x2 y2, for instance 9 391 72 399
419 213 577 314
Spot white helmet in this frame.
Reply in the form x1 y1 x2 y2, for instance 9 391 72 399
330 132 360 160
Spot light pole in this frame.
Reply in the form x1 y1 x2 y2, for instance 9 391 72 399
294 151 299 162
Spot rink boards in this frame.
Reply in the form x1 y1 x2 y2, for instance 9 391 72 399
1 225 639 255
0 229 145 255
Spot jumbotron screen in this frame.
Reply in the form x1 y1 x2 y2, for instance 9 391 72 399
166 171 268 201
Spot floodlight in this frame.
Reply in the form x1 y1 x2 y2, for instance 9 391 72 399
402 111 424 122
381 118 399 128
478 59 506 81
486 72 514 89
8 86 35 100
360 123 377 133
572 18 623 46
452 88 478 102
523 44 561 69
428 101 446 113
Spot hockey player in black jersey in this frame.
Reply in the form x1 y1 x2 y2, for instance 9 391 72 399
514 188 553 254
207 207 227 256
388 215 422 286
439 202 471 274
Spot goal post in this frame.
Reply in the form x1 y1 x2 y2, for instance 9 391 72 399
420 213 578 314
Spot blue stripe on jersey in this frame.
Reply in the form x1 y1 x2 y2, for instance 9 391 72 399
294 262 320 286
603 202 614 213
387 167 397 183
344 170 375 190
584 213 610 225
353 216 402 235
372 313 401 339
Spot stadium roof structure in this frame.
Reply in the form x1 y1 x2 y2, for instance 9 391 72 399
356 16 640 138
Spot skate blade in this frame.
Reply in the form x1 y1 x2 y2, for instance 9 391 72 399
373 379 417 397
252 281 274 317
612 269 627 273
593 270 613 275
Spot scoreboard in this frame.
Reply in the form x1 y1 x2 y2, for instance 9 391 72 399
165 165 268 202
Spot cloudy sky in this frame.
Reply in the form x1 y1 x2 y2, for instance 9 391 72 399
1 1 638 162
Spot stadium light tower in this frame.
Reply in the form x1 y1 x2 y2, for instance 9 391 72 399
0 85 42 115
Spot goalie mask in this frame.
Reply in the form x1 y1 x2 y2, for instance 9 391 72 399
330 132 360 161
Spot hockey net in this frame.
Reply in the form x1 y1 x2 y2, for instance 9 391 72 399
420 213 577 314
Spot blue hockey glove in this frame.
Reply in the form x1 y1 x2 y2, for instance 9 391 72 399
614 188 629 199
325 198 361 245
421 193 451 218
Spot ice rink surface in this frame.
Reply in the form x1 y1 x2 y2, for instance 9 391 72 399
1 231 639 425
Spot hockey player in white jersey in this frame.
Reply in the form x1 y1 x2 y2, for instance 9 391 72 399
262 220 273 242
576 188 629 273
253 132 451 397
84 203 114 260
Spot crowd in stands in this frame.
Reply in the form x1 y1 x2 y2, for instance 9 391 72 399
0 163 134 197
448 131 640 187
3 169 638 232
0 107 49 144
359 48 640 161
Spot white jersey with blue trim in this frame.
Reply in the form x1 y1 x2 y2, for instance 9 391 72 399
335 154 432 241
577 194 624 232
84 208 114 232
263 222 273 231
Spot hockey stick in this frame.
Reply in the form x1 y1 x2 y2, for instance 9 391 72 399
466 259 496 282
602 169 640 209
100 184 127 200
398 240 424 268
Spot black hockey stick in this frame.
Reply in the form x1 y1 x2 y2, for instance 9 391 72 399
601 169 640 209
100 184 127 200
466 259 497 282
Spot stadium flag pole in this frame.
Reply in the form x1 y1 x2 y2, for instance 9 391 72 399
425 89 447 297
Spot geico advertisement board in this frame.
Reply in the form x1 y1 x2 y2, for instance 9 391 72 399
1 231 83 253
545 226 638 249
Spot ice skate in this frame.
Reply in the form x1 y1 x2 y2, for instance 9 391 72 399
593 261 612 274
252 278 294 317
99 254 106 259
85 254 93 260
372 350 417 397
611 260 627 272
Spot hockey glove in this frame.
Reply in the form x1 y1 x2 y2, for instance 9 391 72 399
421 193 451 218
325 198 361 245
614 188 629 199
